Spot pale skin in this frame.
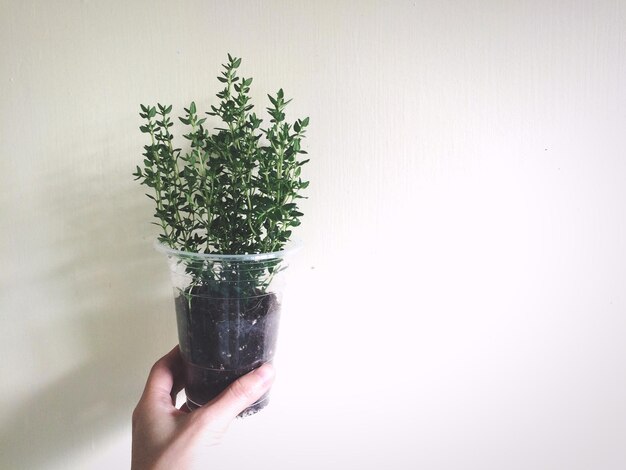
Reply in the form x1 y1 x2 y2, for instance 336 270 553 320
131 346 275 470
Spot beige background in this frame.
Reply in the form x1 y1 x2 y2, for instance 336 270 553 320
2 1 626 469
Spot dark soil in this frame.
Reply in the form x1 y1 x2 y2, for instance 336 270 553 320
174 285 280 416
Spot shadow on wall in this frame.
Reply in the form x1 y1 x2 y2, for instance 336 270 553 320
0 143 176 468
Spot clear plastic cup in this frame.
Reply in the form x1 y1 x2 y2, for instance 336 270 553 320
155 241 299 417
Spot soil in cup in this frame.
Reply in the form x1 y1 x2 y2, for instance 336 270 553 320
174 287 280 416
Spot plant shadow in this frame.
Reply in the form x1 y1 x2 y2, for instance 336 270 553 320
0 150 177 468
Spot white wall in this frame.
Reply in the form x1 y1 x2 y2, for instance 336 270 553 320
2 1 626 468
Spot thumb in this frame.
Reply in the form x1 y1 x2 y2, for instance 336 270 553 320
193 363 276 429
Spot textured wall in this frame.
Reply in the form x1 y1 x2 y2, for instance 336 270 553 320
1 1 625 468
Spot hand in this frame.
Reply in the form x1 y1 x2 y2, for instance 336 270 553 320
131 346 275 470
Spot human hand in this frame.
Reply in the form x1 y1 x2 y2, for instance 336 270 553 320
131 346 275 470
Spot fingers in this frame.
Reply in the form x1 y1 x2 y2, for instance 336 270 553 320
141 346 185 408
193 363 275 429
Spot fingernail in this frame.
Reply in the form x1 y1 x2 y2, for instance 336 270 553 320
253 363 275 385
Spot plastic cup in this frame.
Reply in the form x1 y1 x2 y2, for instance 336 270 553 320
156 241 299 417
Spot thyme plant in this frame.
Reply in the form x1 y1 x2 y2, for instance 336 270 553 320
134 54 309 257
134 55 309 297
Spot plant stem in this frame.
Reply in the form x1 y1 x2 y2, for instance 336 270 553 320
148 122 172 244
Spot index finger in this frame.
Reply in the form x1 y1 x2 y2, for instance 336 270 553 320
140 346 185 408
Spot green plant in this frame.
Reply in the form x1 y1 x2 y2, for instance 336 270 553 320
134 57 308 415
133 54 310 257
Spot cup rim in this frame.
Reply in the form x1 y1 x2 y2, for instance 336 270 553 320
154 238 302 261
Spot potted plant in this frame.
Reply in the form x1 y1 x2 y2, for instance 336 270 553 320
133 54 310 416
